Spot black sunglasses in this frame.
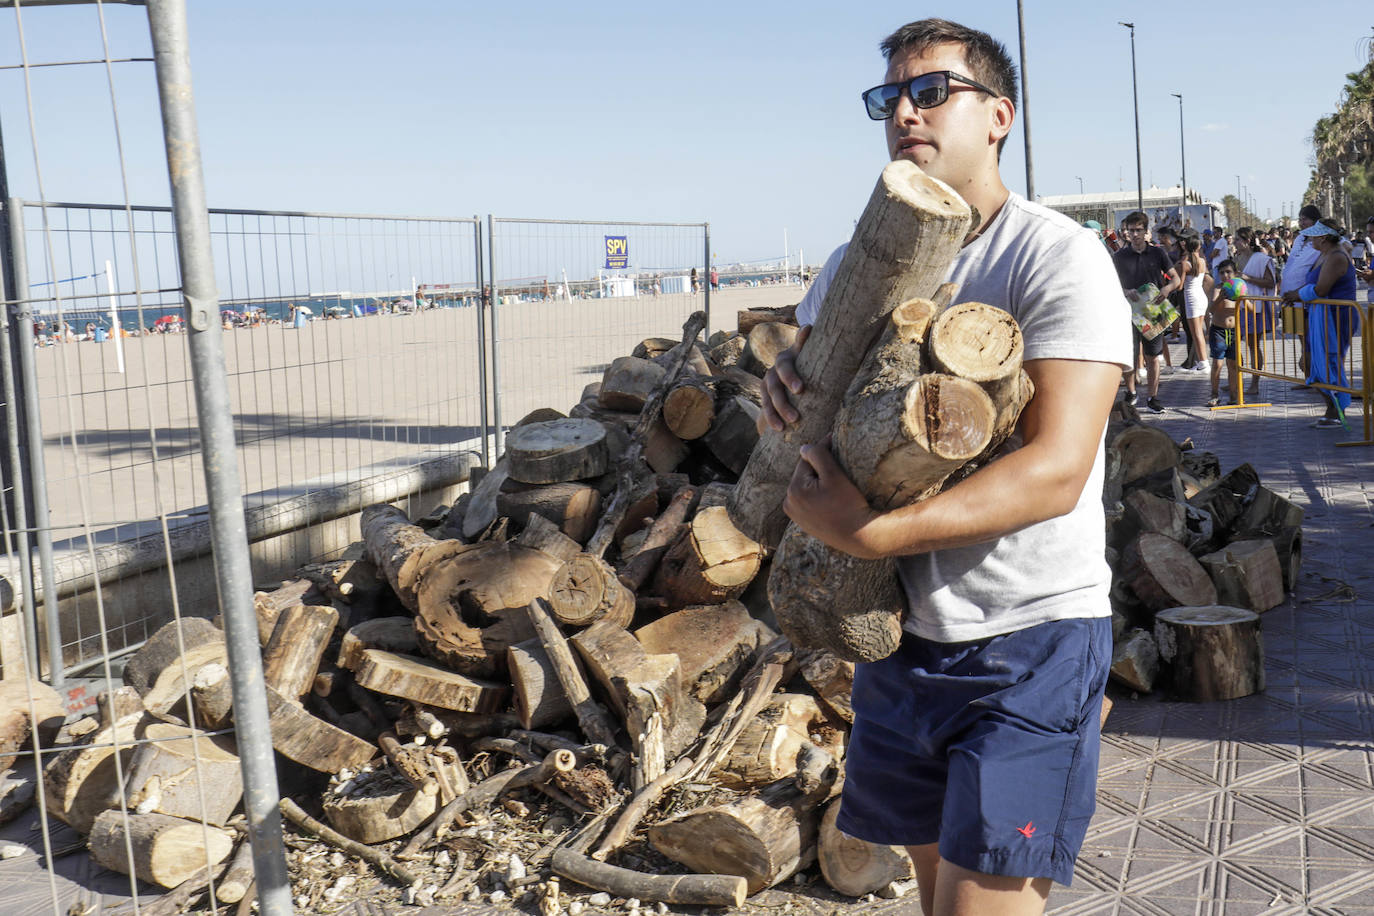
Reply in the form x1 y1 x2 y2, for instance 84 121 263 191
861 70 998 120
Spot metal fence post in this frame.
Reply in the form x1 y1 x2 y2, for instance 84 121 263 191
6 198 63 686
144 3 292 914
703 221 711 336
473 215 490 465
0 199 38 677
488 214 504 459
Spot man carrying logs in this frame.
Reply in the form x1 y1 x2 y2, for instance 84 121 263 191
755 19 1131 916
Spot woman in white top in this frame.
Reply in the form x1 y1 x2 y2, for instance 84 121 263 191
1241 240 1277 397
1179 234 1210 372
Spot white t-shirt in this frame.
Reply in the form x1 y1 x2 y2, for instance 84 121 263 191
795 193 1133 642
1281 236 1321 294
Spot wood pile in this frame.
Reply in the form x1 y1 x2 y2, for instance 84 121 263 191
1102 404 1301 702
2 300 917 913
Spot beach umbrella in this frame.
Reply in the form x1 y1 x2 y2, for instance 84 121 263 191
153 315 181 326
293 305 313 316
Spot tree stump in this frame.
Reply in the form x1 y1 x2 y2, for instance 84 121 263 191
1154 605 1264 701
729 160 973 547
662 376 717 441
1110 426 1182 486
548 554 636 629
599 357 667 411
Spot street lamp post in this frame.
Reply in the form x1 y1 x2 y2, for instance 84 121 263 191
1119 22 1143 212
1075 176 1084 194
1171 93 1186 224
1017 0 1035 199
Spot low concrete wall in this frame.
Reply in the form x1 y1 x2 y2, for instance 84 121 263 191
0 450 480 677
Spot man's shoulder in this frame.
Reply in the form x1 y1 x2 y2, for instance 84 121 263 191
1000 195 1091 248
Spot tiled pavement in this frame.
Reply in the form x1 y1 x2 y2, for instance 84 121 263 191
2 347 1371 915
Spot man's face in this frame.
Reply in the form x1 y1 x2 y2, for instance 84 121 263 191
882 43 1010 190
1124 223 1149 252
1219 265 1236 283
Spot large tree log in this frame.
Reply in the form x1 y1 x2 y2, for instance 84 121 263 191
506 418 610 485
712 693 835 789
1122 533 1218 612
599 356 667 411
353 648 508 714
649 778 830 895
1153 605 1265 701
262 685 376 773
497 482 602 544
1122 488 1187 544
728 160 972 546
44 711 150 833
652 506 762 608
633 601 773 705
261 603 339 701
1110 426 1183 486
817 798 913 897
548 554 636 629
123 617 222 696
738 322 799 378
360 504 438 609
770 295 1028 661
88 810 234 890
1198 539 1284 613
412 539 562 678
121 722 241 824
571 621 705 789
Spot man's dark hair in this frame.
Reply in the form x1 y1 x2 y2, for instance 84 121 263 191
1217 258 1237 272
1122 210 1148 229
1298 204 1321 221
880 19 1018 156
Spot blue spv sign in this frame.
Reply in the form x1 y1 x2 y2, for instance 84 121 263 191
605 236 628 269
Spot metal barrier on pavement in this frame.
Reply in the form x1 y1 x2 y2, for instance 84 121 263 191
1220 294 1370 446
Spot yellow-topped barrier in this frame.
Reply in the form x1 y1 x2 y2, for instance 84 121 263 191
1221 294 1370 447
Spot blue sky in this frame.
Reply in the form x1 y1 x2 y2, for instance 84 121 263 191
0 1 1365 267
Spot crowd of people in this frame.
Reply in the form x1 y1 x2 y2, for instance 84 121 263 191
1095 204 1364 427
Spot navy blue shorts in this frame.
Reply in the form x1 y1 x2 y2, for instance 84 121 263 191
1208 324 1237 360
836 616 1112 886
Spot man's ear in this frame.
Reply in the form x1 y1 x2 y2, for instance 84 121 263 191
990 97 1015 146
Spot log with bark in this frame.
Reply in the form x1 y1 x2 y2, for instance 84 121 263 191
88 810 235 889
1198 539 1284 613
262 685 376 773
352 648 509 714
634 600 774 705
123 617 223 697
1121 532 1218 612
712 693 838 789
261 603 339 701
651 506 762 608
728 159 973 547
617 485 698 592
44 710 150 834
700 395 761 476
1153 605 1264 701
0 678 66 772
661 376 716 440
737 304 798 336
817 797 914 897
507 638 574 729
547 553 636 629
121 722 242 824
505 418 610 484
1109 628 1160 694
497 481 602 544
769 296 1029 662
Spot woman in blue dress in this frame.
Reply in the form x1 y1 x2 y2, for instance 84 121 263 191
1282 219 1359 428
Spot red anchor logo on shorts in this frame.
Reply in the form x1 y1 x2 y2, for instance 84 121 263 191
1017 822 1036 839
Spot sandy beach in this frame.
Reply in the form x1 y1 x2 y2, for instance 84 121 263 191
24 282 807 540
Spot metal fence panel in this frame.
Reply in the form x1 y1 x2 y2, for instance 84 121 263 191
487 217 710 457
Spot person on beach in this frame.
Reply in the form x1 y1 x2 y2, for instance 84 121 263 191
759 18 1129 915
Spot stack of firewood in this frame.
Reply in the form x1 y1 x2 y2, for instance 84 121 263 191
9 303 918 913
1103 406 1302 703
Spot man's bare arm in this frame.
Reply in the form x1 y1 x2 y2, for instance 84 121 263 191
782 357 1122 558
